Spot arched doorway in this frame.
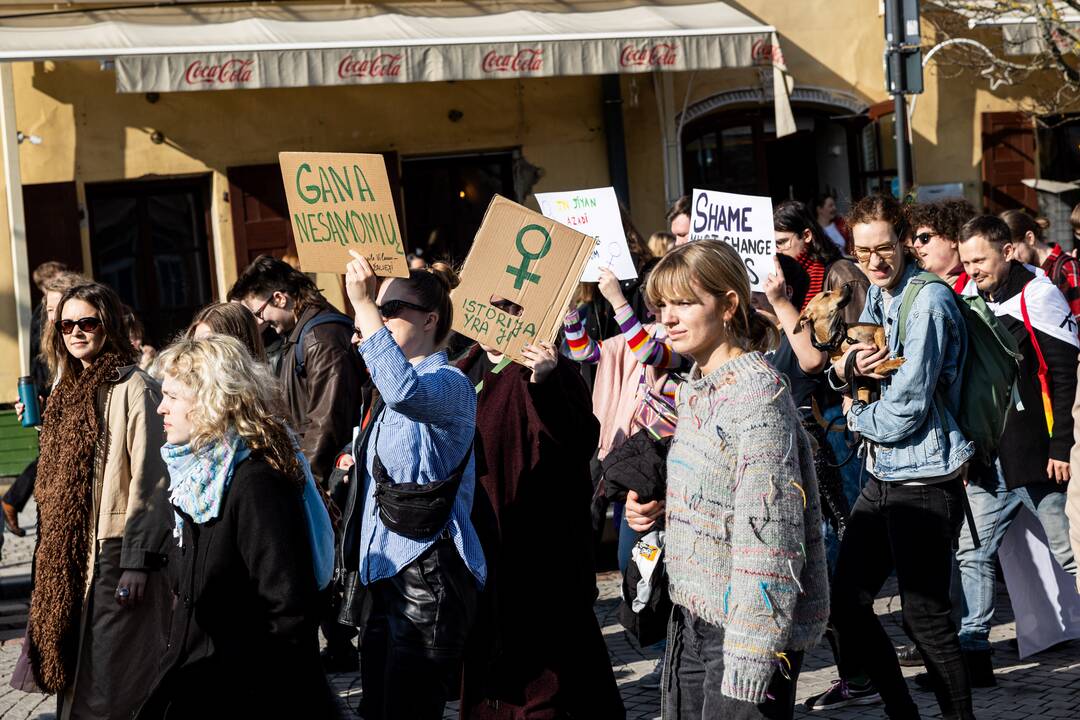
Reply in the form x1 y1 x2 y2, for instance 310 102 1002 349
679 86 884 209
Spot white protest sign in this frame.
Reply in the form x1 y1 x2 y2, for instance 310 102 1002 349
689 189 775 292
998 507 1080 659
535 187 637 282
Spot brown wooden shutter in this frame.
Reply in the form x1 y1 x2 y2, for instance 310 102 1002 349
982 112 1038 214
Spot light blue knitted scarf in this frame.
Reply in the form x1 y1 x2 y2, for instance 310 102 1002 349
161 431 248 544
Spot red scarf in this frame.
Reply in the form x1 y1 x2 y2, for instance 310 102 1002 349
795 252 826 310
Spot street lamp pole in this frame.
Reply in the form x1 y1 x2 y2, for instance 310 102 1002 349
886 0 914 197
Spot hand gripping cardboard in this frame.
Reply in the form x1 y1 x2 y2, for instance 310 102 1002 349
451 195 595 364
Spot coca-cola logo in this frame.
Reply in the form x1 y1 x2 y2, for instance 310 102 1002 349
337 53 402 79
751 39 785 66
481 48 544 73
619 42 679 68
184 58 255 85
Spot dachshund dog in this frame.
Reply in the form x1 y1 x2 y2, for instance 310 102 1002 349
796 283 905 402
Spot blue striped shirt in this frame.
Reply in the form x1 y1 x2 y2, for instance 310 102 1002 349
355 326 486 587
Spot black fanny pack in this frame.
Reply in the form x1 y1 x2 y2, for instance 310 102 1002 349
371 426 472 540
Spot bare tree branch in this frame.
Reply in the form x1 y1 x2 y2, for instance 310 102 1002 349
926 1 1080 115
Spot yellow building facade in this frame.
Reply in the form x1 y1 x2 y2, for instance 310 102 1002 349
0 0 1061 400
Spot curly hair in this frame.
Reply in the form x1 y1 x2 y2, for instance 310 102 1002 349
907 199 977 242
846 194 909 240
152 336 301 486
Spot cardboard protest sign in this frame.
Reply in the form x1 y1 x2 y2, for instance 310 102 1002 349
278 152 408 277
535 187 637 282
451 195 594 364
689 189 775 292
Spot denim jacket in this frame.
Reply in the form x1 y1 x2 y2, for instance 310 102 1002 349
846 263 974 481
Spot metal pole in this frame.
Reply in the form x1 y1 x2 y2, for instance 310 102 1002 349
886 0 913 196
893 89 910 196
0 62 32 379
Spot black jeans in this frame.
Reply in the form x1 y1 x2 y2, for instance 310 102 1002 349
831 476 972 720
663 606 804 720
4 458 36 511
359 537 478 720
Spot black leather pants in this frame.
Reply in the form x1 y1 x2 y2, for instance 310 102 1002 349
359 537 478 720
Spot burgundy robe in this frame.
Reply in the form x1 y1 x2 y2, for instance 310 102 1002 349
458 346 625 720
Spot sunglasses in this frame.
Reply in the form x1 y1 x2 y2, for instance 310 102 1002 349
912 231 940 246
57 317 103 335
378 299 430 319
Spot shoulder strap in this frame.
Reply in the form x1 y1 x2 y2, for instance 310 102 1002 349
1051 249 1072 285
898 272 950 346
1019 283 1054 436
294 312 354 375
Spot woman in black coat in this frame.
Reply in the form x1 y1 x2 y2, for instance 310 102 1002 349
138 335 335 719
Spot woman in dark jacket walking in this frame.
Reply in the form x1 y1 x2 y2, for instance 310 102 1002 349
457 339 625 720
138 335 334 719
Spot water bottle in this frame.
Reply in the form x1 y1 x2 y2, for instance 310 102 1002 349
17 376 41 427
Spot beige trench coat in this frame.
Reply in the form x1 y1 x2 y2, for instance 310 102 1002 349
60 366 173 720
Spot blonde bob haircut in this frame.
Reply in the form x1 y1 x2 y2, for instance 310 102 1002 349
645 239 778 353
152 335 301 486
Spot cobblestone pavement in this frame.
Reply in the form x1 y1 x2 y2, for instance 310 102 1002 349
0 499 1077 719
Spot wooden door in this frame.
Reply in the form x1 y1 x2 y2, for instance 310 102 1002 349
22 181 83 307
982 112 1038 214
85 176 215 346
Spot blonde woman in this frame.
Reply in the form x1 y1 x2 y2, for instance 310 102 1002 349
138 336 334 719
641 240 828 720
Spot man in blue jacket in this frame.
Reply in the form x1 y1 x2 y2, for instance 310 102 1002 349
828 195 974 720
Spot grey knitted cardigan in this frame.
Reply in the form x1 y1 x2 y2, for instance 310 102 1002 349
665 352 829 704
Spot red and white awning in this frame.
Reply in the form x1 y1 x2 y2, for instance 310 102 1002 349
0 1 790 93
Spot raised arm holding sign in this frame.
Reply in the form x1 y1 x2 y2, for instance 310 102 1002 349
689 189 775 291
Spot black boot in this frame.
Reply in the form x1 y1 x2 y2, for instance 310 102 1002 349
963 648 996 688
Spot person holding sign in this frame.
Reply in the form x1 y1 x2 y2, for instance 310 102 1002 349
456 331 625 720
642 240 828 720
339 251 486 720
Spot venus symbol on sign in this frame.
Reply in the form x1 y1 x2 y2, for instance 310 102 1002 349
505 224 552 289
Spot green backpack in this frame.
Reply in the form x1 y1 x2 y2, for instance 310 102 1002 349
897 272 1022 466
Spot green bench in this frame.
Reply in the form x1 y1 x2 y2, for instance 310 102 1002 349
0 410 38 478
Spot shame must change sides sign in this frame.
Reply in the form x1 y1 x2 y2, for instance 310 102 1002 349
451 195 595 365
279 152 408 277
690 189 775 292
